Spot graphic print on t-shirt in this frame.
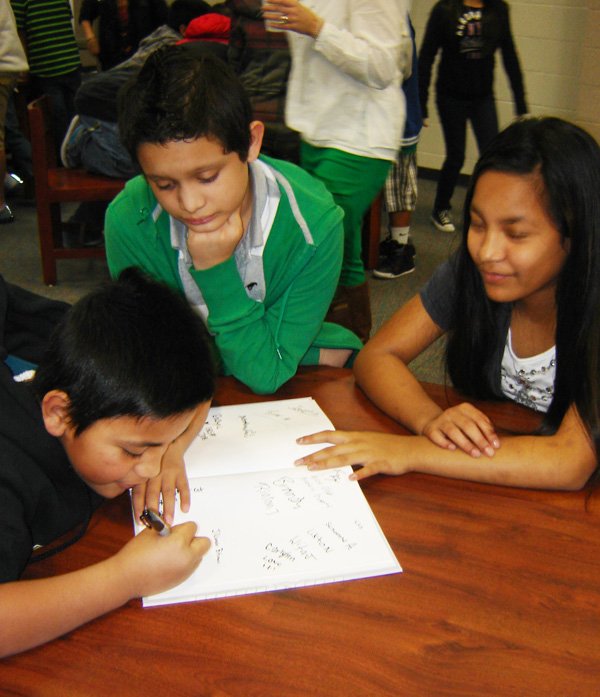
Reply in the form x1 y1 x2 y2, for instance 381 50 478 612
456 8 483 60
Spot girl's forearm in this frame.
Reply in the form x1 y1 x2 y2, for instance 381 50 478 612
406 429 594 491
355 351 443 434
300 407 596 491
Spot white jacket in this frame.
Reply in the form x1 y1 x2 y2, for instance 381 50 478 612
0 2 28 74
285 0 409 161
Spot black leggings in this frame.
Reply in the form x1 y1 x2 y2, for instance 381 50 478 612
434 93 499 212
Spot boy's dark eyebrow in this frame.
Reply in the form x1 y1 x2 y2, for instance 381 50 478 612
119 439 164 448
146 162 223 179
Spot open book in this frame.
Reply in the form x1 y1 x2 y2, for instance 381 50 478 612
134 397 401 607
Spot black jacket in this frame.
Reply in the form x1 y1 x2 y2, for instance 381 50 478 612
79 0 168 69
0 277 100 582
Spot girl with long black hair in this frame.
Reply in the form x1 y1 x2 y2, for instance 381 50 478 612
297 117 600 492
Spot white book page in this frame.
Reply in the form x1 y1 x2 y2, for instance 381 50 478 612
133 398 402 606
184 397 336 478
141 466 401 607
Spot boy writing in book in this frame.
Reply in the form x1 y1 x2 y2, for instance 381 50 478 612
104 45 362 395
0 268 214 657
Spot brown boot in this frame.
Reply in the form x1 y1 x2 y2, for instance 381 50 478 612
325 285 352 330
344 281 372 343
325 282 372 343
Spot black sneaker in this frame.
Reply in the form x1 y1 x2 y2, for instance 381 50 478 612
373 241 415 279
0 204 14 224
4 172 23 197
431 209 455 233
379 236 416 258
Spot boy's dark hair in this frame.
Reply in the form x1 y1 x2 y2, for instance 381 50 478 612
33 268 215 434
118 45 253 163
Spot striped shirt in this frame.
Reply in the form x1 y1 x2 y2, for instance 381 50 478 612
11 0 80 78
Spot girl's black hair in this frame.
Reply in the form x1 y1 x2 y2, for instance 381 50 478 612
118 45 253 163
446 116 600 483
33 268 216 433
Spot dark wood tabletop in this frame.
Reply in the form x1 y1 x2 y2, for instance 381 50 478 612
5 368 600 696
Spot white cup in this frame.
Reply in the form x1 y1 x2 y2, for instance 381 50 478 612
261 0 286 32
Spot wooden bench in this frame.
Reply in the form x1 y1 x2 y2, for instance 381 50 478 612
27 95 126 285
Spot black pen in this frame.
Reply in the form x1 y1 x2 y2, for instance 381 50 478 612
140 508 171 536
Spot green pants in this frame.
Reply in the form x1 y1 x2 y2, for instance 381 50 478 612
300 142 391 286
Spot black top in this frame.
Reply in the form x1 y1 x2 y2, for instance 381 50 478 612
79 0 168 69
0 277 101 582
420 254 511 398
418 1 527 118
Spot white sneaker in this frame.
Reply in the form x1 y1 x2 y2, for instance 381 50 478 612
431 209 455 233
60 115 82 168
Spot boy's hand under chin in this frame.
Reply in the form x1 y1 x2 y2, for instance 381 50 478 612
187 210 245 270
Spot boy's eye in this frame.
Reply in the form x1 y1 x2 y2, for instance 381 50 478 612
198 173 218 184
153 180 175 191
123 448 144 459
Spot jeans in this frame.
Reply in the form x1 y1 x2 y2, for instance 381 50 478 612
65 115 140 237
5 95 32 179
434 93 499 212
65 115 139 179
31 69 81 154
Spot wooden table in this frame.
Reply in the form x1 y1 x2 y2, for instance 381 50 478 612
5 368 600 696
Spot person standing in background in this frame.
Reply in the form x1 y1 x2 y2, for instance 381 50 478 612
263 0 409 343
11 0 81 152
374 14 422 280
0 1 28 224
419 0 527 234
79 0 169 70
4 93 33 199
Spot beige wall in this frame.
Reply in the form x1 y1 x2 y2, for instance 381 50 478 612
411 0 600 174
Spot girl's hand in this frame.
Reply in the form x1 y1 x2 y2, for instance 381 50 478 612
113 524 210 599
295 430 411 481
262 1 324 38
187 210 244 271
421 403 500 457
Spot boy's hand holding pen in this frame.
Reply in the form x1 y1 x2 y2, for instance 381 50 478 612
119 514 210 599
140 508 171 536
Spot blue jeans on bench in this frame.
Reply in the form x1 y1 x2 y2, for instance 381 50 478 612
63 115 139 179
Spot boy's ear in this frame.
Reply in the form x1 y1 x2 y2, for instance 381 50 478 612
41 390 73 437
247 121 265 163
